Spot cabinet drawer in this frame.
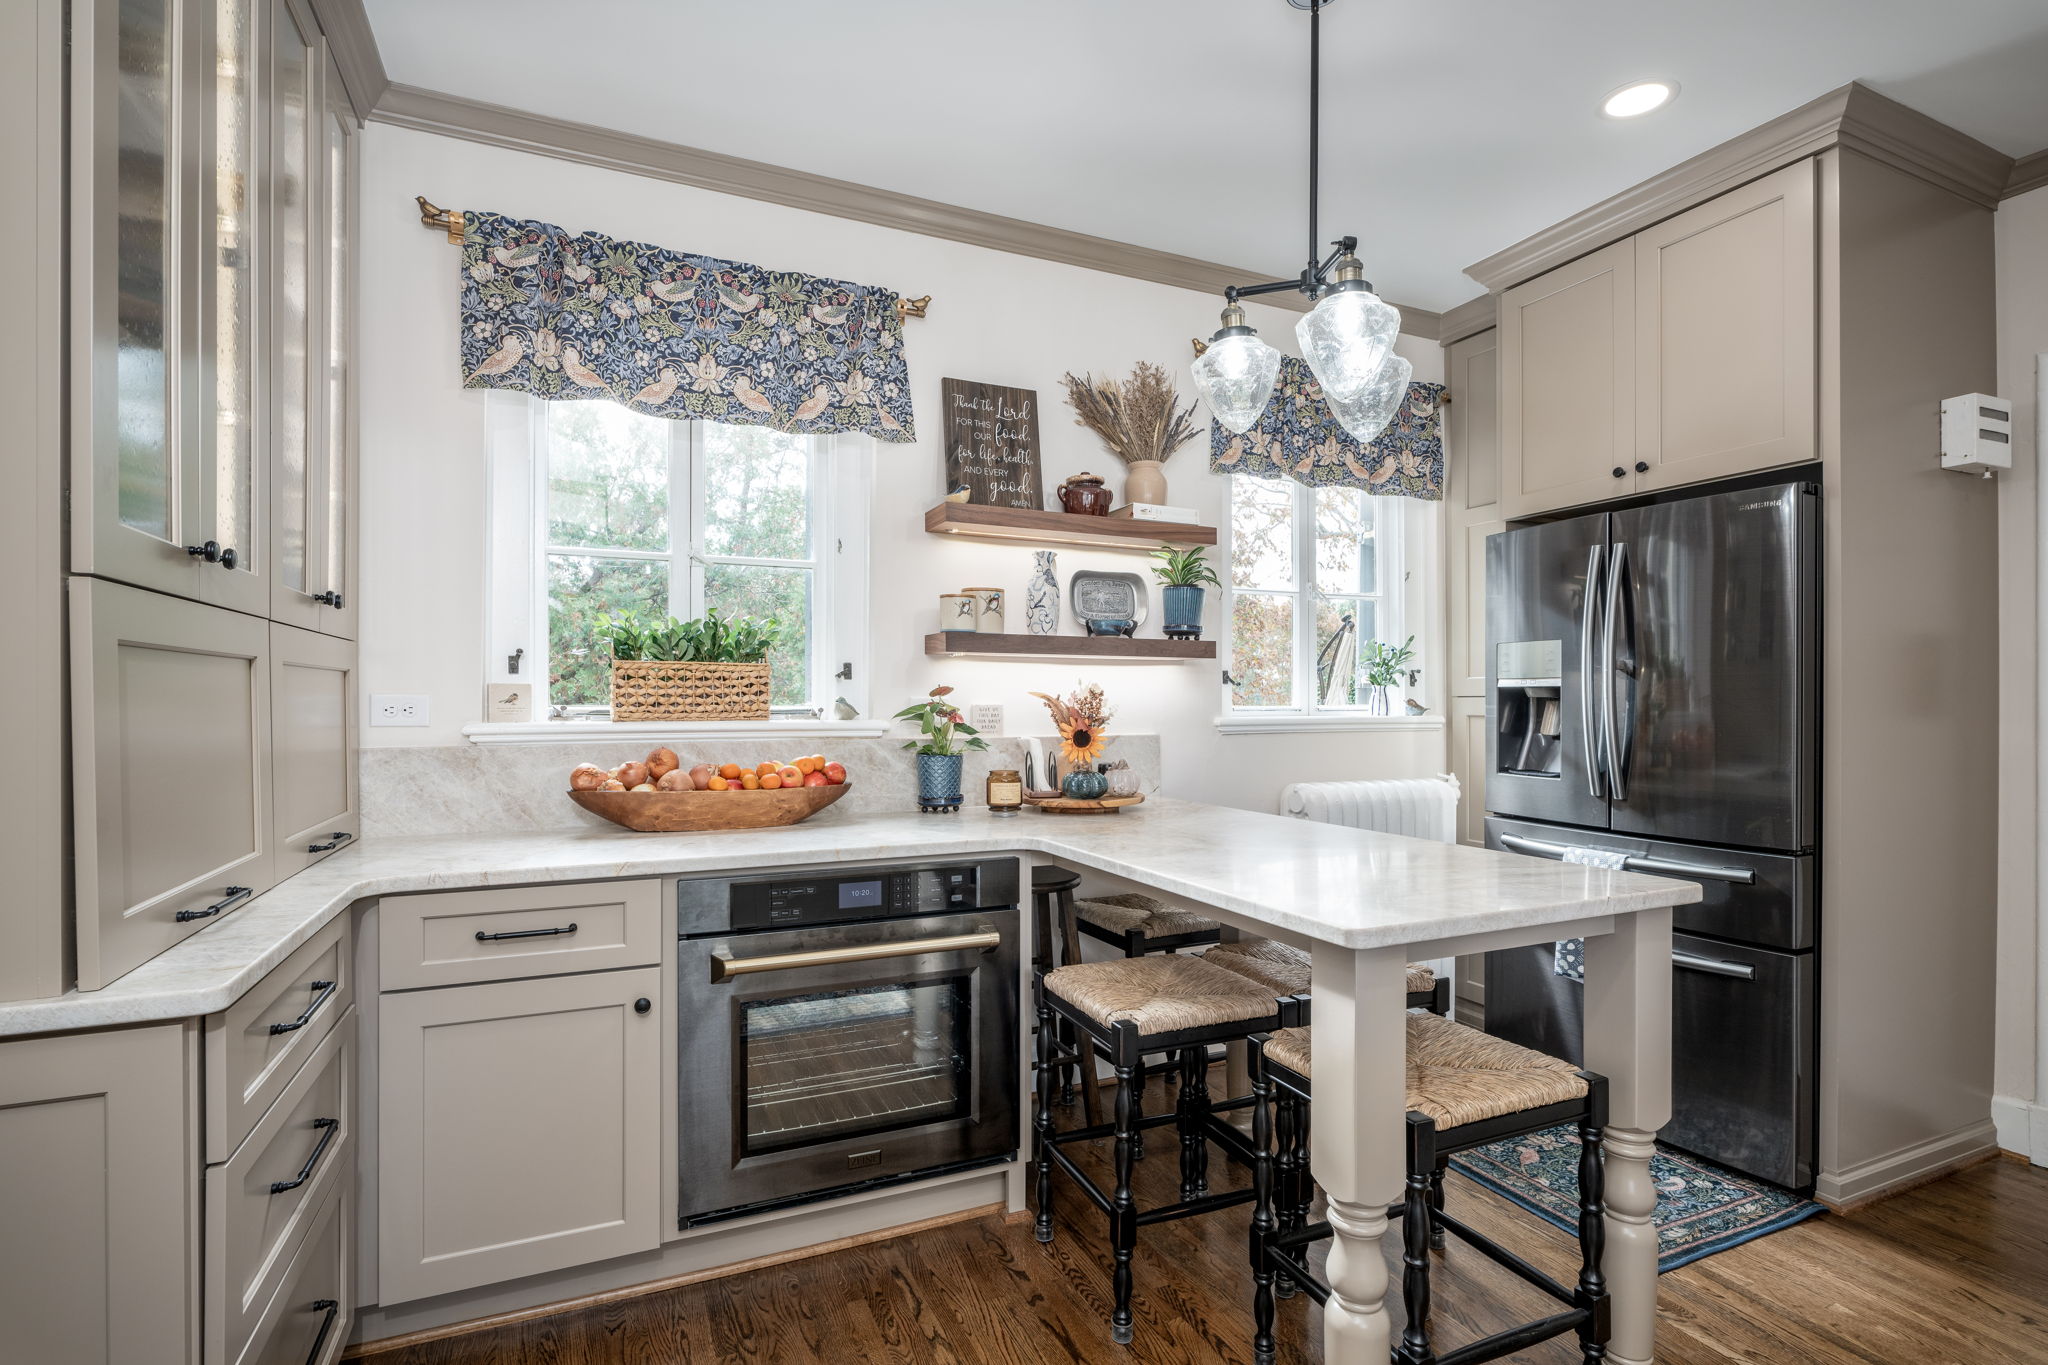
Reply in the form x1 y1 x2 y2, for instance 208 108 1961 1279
207 1013 354 1365
237 1173 351 1365
205 914 355 1164
379 880 661 990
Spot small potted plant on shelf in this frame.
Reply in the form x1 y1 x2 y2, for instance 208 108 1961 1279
1361 634 1418 716
599 607 779 722
1150 544 1220 640
896 685 990 813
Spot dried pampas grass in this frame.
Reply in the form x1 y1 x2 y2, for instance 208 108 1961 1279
1061 362 1200 466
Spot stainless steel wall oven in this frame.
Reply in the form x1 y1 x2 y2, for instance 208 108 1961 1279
676 858 1021 1226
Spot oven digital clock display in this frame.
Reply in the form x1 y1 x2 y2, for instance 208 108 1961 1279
838 879 885 910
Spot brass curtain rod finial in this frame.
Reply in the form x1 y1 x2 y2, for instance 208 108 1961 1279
416 195 465 243
896 294 931 321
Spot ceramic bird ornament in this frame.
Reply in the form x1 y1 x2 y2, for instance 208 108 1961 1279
944 482 972 504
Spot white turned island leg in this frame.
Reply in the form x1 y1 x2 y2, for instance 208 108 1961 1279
1582 907 1673 1365
1308 942 1411 1363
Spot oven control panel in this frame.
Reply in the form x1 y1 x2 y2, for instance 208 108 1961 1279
680 858 1020 934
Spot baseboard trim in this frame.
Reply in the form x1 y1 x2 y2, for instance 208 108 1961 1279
1992 1093 2048 1164
1812 1118 2001 1210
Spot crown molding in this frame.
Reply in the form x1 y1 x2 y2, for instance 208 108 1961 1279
369 83 1442 340
1465 81 2014 293
1437 294 1497 345
2009 148 2048 200
304 0 387 124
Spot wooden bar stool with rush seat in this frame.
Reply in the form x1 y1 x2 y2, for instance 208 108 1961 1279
1247 1008 1611 1365
1033 953 1281 1346
1030 865 1101 1128
1203 936 1453 1014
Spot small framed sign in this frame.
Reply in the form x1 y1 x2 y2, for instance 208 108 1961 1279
942 378 1043 509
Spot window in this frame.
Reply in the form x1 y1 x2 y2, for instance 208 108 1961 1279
1223 473 1407 719
486 396 869 722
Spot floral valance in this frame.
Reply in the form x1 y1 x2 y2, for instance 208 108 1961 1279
458 210 915 442
1209 355 1444 500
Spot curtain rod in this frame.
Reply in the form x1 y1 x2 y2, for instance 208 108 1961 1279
414 197 931 321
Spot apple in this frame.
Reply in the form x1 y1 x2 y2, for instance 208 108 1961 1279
823 761 847 785
803 770 829 787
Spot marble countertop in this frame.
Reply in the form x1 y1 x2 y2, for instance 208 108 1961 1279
0 798 1699 1038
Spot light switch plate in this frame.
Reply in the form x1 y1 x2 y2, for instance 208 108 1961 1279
369 693 431 727
485 683 532 723
969 703 1003 735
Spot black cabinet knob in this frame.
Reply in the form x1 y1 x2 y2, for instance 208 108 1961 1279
1634 460 1650 474
634 997 652 1015
186 539 223 563
219 546 237 570
1611 467 1626 479
312 590 344 607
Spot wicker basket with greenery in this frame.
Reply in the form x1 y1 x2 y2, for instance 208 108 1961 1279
600 610 778 722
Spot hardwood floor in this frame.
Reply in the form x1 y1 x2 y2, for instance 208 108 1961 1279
357 1080 2048 1365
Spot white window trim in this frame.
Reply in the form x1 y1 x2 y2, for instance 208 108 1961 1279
479 392 871 738
1219 474 1435 730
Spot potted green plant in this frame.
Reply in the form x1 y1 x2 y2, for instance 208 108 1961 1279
895 685 990 812
598 607 779 721
1150 545 1221 640
1361 634 1418 716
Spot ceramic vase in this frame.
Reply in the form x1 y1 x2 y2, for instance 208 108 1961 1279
1366 684 1391 716
939 593 978 633
1161 585 1204 639
1026 551 1059 635
916 752 965 812
1124 460 1167 506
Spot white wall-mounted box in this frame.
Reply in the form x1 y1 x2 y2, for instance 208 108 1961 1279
1941 393 2013 476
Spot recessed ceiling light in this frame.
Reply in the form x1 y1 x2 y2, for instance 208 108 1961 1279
1601 80 1677 119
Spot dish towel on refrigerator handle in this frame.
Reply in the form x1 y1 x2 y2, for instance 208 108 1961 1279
1553 846 1633 982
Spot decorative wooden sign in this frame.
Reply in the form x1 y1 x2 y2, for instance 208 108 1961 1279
942 378 1043 509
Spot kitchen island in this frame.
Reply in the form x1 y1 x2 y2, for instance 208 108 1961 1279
0 799 1698 1363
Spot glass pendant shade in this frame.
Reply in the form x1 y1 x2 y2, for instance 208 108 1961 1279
1296 287 1401 402
1325 351 1412 445
1191 329 1283 433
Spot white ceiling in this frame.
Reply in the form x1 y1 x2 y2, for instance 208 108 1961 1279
362 0 2048 311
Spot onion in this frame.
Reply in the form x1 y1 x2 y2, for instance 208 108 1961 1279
616 761 649 788
688 764 715 790
569 764 605 791
655 769 692 791
645 747 679 781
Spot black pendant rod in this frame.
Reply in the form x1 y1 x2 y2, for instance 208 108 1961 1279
1307 0 1321 281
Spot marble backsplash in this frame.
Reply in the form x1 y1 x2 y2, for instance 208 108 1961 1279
360 733 1161 837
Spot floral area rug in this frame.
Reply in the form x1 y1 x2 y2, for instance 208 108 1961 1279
1448 1125 1824 1272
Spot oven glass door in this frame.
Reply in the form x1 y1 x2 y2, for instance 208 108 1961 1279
739 975 972 1157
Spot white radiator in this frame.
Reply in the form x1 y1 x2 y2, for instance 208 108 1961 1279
1279 774 1461 844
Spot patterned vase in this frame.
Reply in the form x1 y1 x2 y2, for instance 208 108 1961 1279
1161 585 1204 639
916 752 965 813
1026 551 1059 635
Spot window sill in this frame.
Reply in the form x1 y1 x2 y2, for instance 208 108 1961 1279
463 719 891 746
1213 713 1446 736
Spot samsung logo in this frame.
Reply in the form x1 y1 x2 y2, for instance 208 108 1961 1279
1737 500 1782 512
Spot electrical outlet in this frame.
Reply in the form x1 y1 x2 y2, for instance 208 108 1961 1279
969 703 1003 735
370 693 431 727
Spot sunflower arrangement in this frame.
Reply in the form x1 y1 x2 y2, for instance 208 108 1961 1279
1031 683 1115 767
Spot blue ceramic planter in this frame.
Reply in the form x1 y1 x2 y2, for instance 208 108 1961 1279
1161 584 1205 640
916 752 965 812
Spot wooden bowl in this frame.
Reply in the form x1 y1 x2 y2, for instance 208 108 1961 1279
569 782 851 832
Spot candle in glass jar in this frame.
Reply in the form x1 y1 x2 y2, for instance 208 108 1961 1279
986 768 1024 814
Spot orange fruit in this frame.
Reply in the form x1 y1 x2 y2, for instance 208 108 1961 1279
707 775 729 791
740 772 760 790
760 772 783 789
756 761 779 777
794 756 816 775
718 763 740 780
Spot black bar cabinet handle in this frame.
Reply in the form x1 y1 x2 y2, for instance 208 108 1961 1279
307 830 354 853
475 922 578 942
269 1117 340 1194
270 980 337 1036
177 885 252 923
303 1299 340 1365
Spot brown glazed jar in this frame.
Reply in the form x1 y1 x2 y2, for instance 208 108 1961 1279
1057 472 1112 516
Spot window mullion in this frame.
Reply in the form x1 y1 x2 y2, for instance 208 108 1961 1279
1297 481 1317 716
678 419 702 619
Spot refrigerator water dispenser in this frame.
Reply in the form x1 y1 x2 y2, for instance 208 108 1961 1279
1496 639 1563 777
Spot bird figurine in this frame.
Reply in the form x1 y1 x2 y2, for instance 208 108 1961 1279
944 482 972 504
466 332 525 380
559 345 606 390
1404 698 1431 716
630 366 681 407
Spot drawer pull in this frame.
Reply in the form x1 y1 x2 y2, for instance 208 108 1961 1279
307 831 354 853
303 1299 340 1364
475 922 578 943
1672 950 1757 982
270 980 338 1036
269 1117 341 1194
176 885 252 923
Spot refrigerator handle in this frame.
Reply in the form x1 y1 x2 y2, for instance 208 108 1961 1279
1602 541 1629 801
1580 543 1606 799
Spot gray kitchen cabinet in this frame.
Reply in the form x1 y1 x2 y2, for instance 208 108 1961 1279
1498 240 1635 519
377 967 665 1304
71 577 275 991
270 623 358 879
1443 327 1502 700
1633 161 1817 491
311 50 359 641
0 1023 197 1365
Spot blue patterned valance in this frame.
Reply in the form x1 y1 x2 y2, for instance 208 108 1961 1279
1209 355 1443 500
459 210 915 443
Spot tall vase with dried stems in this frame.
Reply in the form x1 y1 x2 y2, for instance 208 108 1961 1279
1061 362 1199 510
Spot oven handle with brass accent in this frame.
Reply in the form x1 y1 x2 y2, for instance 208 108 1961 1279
710 929 1002 982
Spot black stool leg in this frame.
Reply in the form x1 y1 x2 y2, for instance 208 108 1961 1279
1129 1055 1147 1160
1271 1086 1298 1299
1289 1086 1315 1231
1399 1113 1438 1365
1429 1154 1448 1252
1033 977 1057 1245
1248 1046 1278 1365
1109 1021 1141 1346
1177 1045 1211 1198
1577 1075 1611 1363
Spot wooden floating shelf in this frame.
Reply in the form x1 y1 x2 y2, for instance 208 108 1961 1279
924 502 1217 552
924 632 1216 663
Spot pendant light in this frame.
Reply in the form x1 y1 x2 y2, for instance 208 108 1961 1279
1187 0 1403 432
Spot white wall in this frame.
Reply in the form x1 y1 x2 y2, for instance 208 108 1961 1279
1996 183 2048 1163
356 123 1447 815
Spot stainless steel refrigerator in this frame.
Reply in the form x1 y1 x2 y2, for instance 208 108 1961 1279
1482 478 1818 1189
